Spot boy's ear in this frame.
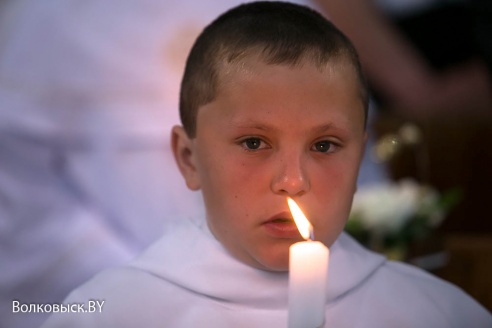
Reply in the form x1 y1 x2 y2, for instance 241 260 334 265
171 126 201 191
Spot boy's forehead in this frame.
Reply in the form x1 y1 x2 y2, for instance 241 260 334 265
206 53 367 129
212 56 360 102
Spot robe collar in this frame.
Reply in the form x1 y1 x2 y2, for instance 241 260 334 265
131 217 386 309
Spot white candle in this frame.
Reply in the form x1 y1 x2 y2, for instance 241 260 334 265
287 197 329 328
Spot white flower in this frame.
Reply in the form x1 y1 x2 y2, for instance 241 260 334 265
350 179 422 234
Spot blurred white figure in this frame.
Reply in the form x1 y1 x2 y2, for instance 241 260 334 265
0 1 223 327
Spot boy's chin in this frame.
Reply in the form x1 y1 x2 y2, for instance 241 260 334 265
246 252 290 273
224 239 293 272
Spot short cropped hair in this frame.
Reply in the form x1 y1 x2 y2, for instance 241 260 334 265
180 1 368 137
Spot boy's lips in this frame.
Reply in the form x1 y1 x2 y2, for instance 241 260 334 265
262 212 302 239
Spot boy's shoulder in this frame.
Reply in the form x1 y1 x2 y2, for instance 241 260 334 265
39 264 174 327
358 256 491 326
331 233 492 326
375 258 472 302
41 258 230 327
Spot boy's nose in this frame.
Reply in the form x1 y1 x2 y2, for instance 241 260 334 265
270 153 310 197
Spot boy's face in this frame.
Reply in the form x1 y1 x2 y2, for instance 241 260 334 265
172 56 366 272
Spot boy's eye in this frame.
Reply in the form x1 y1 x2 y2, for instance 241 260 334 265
241 137 265 150
312 140 337 153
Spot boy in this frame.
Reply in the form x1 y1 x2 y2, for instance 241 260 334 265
42 2 491 327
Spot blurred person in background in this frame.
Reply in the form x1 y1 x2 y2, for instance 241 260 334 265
0 1 209 327
315 0 492 120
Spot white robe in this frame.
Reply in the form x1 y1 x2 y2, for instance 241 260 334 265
41 217 492 328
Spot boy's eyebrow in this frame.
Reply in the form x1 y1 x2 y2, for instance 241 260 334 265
229 120 277 131
229 120 342 133
312 123 337 133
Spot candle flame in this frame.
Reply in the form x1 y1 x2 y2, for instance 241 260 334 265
287 197 313 240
